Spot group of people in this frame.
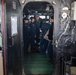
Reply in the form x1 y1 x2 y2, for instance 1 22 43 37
23 14 54 62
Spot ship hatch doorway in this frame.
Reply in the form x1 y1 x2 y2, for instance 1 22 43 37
23 2 54 75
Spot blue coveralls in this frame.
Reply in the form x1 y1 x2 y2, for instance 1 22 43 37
34 18 42 45
23 23 30 54
29 22 37 52
48 22 54 60
40 23 51 54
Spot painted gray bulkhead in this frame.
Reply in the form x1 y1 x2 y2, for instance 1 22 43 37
3 0 76 75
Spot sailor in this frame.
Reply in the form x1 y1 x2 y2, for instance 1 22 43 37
29 17 37 52
48 16 54 62
44 16 54 63
40 19 50 54
34 14 42 46
23 17 30 55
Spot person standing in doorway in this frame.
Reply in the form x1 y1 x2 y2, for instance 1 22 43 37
34 14 42 46
40 19 51 54
29 17 37 53
48 16 54 63
23 18 30 55
44 16 54 63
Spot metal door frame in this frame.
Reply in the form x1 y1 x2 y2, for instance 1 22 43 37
1 0 7 75
1 0 60 75
20 1 59 75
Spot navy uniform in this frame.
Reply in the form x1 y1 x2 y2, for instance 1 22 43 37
34 15 42 45
47 16 54 62
23 18 30 55
29 17 37 52
40 19 51 54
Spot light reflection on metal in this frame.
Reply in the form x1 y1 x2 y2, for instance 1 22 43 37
35 0 42 1
52 1 56 5
62 7 69 10
62 12 67 19
22 0 26 4
19 0 26 4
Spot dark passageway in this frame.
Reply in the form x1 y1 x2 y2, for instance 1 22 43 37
23 2 54 75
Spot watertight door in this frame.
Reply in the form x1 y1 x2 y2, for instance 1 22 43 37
2 0 23 75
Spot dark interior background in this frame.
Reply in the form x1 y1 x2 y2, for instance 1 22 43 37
23 2 54 15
